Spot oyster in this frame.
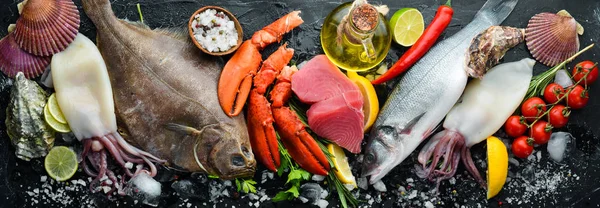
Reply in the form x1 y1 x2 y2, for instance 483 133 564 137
6 72 54 161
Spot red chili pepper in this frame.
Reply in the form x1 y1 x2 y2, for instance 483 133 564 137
371 0 454 84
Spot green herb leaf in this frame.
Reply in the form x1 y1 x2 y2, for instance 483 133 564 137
235 178 257 194
235 179 241 192
287 169 303 184
272 191 293 202
208 174 219 179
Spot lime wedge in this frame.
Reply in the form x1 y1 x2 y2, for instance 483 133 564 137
47 93 68 124
389 8 424 47
45 146 78 181
44 103 71 133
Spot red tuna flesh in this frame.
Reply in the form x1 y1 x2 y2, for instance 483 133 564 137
292 55 359 104
307 91 364 153
292 55 365 153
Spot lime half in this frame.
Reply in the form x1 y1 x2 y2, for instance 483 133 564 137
44 103 71 133
45 146 78 181
47 93 68 124
390 8 424 47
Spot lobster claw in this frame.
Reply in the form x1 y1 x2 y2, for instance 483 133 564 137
272 106 331 175
217 41 262 117
246 89 280 172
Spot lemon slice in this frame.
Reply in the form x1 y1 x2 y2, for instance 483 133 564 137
44 103 71 133
487 136 508 199
389 8 424 47
47 93 68 124
45 146 78 181
327 143 357 187
347 71 379 132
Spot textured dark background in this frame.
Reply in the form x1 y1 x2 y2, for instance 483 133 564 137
0 0 599 207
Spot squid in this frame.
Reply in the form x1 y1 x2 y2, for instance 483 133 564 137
51 34 165 195
417 58 535 187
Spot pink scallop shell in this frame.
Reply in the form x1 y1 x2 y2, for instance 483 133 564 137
13 0 80 56
525 12 579 67
0 33 51 79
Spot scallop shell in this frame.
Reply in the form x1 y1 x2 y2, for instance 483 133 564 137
525 12 579 67
14 0 80 56
0 33 51 79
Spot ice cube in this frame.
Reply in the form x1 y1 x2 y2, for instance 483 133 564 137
311 174 326 182
357 177 368 190
373 180 387 192
126 173 161 207
547 132 576 163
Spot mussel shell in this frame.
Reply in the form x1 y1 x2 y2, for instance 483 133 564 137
14 0 80 56
0 33 51 79
525 12 579 67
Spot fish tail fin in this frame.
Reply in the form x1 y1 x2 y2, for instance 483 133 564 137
476 0 519 25
82 0 117 29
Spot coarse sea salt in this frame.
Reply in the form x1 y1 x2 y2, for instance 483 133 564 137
191 9 238 52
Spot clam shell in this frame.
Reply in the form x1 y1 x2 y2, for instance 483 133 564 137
525 12 579 67
0 33 51 79
14 0 80 56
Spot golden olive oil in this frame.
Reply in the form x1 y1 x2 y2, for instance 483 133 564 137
321 2 391 72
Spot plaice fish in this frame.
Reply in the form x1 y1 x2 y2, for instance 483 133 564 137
82 0 256 179
361 0 518 184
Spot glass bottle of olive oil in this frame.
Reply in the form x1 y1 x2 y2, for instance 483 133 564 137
321 1 391 72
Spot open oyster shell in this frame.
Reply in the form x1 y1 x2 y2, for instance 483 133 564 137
6 72 54 161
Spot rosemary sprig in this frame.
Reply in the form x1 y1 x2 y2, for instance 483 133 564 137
525 44 595 100
137 3 144 24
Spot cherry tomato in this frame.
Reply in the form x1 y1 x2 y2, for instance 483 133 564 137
530 121 552 145
543 83 565 104
572 60 598 86
548 105 570 128
521 97 547 122
567 85 589 109
511 136 534 159
504 115 527 137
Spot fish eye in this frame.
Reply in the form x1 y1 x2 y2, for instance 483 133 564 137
231 155 245 166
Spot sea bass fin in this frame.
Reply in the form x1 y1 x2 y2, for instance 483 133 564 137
155 28 189 41
165 123 203 137
398 113 425 135
124 19 151 30
476 0 518 25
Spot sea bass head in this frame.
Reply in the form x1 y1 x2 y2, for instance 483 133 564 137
362 125 405 184
193 121 256 179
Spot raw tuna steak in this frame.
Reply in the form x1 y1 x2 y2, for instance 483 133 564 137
292 55 364 153
292 55 360 104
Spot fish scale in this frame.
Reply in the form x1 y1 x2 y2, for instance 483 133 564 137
362 0 519 184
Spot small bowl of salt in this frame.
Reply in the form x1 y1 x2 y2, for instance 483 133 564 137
188 6 243 56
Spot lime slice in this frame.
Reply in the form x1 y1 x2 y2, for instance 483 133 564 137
487 136 508 199
44 103 71 133
389 8 424 47
45 146 78 181
47 93 68 124
327 143 357 187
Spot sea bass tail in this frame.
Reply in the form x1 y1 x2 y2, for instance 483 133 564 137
476 0 519 25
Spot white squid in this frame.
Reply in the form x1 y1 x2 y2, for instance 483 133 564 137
417 58 535 187
51 34 164 195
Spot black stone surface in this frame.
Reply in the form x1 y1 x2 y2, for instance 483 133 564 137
0 0 599 207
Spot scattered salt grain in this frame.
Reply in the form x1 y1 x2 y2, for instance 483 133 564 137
408 190 418 199
311 174 326 182
316 199 329 208
406 178 414 183
424 201 434 208
40 176 47 182
357 177 368 190
125 162 134 169
373 180 387 192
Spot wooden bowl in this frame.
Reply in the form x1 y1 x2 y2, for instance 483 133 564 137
188 6 243 56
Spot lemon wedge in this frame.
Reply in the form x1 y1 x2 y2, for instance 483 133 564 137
347 71 379 133
327 143 357 187
487 136 508 199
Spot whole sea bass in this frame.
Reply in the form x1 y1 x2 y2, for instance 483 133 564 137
362 0 518 183
82 0 256 178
